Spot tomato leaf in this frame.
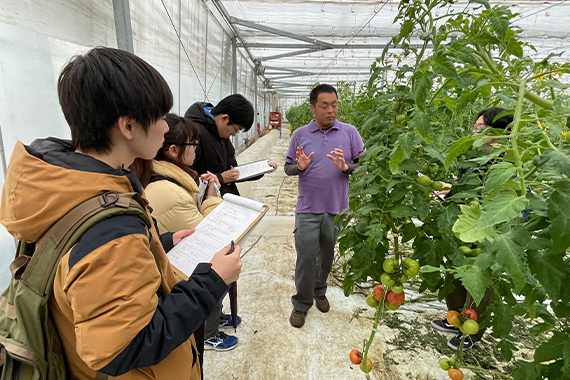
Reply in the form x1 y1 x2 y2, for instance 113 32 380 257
528 250 566 304
455 267 493 306
541 149 570 178
432 52 458 79
410 110 431 143
478 189 529 229
449 43 480 68
512 360 542 380
497 339 517 361
444 135 473 171
484 162 517 195
413 70 434 113
389 147 405 174
396 132 416 159
547 181 570 253
487 227 531 293
453 202 497 243
489 12 509 41
413 192 430 221
535 331 569 363
492 302 514 338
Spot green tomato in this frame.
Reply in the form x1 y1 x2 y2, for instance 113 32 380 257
366 294 379 308
429 163 439 174
417 175 432 187
448 357 456 367
439 358 451 370
396 113 407 122
384 301 400 311
459 246 472 255
402 258 420 277
391 284 404 294
422 163 430 173
431 181 443 191
472 248 482 257
382 258 399 274
380 273 396 287
462 319 479 335
398 274 408 284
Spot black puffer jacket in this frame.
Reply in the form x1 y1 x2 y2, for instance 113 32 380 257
184 102 240 196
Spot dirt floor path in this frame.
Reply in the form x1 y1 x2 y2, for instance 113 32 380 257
202 126 479 380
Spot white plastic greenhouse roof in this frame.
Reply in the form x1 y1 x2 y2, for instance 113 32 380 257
211 0 570 99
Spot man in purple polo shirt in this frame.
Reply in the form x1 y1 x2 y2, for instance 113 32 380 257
284 84 364 328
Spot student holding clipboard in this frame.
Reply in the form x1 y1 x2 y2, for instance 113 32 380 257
184 94 276 197
130 114 240 358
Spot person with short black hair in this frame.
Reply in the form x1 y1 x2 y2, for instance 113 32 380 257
0 47 242 380
285 84 364 328
184 94 276 197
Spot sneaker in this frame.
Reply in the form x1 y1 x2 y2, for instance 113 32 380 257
289 309 307 328
219 313 242 328
313 295 330 313
204 332 238 351
447 333 475 351
430 319 460 333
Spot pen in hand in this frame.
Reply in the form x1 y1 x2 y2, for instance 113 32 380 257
228 240 235 255
206 171 221 195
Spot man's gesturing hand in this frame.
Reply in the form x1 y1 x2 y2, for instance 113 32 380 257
296 146 314 171
327 148 349 171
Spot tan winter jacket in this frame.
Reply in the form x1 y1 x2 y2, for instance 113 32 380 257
0 139 228 380
145 160 222 232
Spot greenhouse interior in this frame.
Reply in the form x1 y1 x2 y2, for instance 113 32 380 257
1 0 570 379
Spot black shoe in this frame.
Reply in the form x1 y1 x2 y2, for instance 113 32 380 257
430 319 460 333
313 295 330 313
447 333 475 351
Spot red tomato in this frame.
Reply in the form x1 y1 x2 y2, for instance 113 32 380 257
373 285 385 301
386 289 405 305
461 308 478 322
349 350 362 365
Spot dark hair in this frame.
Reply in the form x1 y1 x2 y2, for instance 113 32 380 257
477 107 513 130
309 84 338 106
130 114 198 187
58 46 173 152
211 94 254 132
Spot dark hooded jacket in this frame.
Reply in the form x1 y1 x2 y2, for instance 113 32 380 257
184 102 240 196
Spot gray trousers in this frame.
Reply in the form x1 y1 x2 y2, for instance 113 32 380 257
204 298 223 339
292 213 342 312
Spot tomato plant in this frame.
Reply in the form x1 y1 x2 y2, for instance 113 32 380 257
335 1 570 378
349 350 362 365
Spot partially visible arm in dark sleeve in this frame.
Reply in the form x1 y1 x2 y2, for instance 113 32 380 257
159 232 174 253
284 162 304 176
100 263 228 376
342 158 360 175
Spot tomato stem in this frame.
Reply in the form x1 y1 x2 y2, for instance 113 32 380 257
512 79 527 195
461 365 513 379
362 290 386 378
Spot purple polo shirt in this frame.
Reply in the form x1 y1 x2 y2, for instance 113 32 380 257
285 119 364 215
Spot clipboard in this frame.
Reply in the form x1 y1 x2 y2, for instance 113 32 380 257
166 194 269 279
234 159 275 181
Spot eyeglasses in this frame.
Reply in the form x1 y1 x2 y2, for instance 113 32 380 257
182 140 199 147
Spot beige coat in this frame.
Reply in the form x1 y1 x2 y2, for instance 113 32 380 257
145 160 222 233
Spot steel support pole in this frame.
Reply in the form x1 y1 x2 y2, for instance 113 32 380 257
112 0 134 53
232 36 238 94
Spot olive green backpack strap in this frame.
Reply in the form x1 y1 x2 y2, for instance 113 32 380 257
0 191 164 380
